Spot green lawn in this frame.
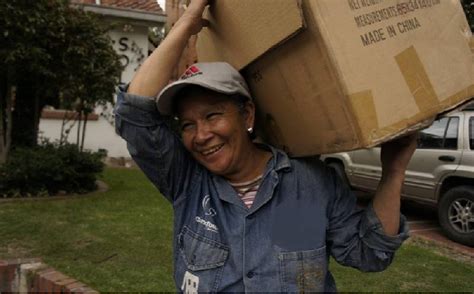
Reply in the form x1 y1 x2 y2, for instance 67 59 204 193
0 168 473 292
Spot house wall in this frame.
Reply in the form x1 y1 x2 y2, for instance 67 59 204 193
39 114 129 158
109 25 149 85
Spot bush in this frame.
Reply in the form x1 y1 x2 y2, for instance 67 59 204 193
0 142 105 197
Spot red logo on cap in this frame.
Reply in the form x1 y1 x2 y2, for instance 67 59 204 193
181 65 203 80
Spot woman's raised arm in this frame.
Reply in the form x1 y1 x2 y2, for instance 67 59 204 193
128 0 209 97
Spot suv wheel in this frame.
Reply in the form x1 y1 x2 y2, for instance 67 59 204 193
438 186 474 247
327 162 350 189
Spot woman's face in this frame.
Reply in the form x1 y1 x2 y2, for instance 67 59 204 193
177 89 255 179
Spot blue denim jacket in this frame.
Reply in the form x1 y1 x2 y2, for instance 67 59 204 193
114 87 409 292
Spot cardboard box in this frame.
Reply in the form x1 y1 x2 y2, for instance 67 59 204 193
197 0 474 156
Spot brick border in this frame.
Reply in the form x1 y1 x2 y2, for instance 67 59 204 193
41 109 99 121
0 258 98 293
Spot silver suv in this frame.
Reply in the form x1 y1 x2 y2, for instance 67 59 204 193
321 104 474 247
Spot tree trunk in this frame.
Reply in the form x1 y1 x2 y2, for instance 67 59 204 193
59 110 67 145
0 85 14 165
60 110 75 145
76 109 82 148
33 92 40 144
80 112 88 152
5 87 13 161
12 76 38 147
0 83 5 165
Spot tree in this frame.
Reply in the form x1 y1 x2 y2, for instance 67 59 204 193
0 0 122 163
55 5 123 151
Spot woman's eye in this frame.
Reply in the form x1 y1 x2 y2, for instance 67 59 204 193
180 123 194 132
206 112 222 120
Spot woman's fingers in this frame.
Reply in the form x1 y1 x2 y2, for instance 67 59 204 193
177 0 210 35
380 132 418 175
185 0 209 14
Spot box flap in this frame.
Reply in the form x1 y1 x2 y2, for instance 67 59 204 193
196 0 305 70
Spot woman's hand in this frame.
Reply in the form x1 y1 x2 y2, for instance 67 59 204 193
380 132 418 177
176 0 210 36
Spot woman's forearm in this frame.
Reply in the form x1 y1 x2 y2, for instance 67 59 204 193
373 133 417 236
372 172 405 236
128 22 193 97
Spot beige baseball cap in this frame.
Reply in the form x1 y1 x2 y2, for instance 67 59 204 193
156 62 252 115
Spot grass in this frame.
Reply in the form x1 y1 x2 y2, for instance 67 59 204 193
0 168 473 292
0 168 175 291
333 243 474 292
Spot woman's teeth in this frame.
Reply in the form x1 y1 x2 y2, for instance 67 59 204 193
201 144 223 156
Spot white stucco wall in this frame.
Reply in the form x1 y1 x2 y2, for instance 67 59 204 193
39 116 130 158
109 26 149 85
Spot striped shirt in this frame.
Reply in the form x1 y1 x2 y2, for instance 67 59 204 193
229 175 263 208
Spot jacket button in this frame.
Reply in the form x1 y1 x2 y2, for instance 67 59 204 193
246 271 255 279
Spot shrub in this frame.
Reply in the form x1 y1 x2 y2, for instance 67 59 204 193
0 142 105 197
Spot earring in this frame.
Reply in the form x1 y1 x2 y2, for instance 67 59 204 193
247 127 253 133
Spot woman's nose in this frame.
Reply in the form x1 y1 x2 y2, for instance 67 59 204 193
194 122 213 144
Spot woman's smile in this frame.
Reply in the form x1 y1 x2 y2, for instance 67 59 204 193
198 143 225 157
195 142 229 172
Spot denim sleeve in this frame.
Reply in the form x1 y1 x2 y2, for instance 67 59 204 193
326 167 409 272
114 85 199 203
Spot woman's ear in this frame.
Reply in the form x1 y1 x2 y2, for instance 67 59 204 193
243 100 256 129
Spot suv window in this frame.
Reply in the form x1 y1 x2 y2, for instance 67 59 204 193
444 117 459 149
418 117 459 149
470 117 474 150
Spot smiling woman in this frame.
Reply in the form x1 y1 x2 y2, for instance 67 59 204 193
114 0 418 292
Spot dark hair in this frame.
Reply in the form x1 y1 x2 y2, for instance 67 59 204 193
229 93 257 140
229 93 250 114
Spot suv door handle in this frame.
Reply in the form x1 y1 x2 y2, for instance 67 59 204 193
438 155 456 162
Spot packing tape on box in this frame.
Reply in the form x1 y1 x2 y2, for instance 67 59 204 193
349 45 474 145
395 46 439 112
349 46 438 134
350 86 473 146
349 90 378 133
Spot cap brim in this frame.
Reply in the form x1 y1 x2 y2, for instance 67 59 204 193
157 79 248 115
156 82 191 115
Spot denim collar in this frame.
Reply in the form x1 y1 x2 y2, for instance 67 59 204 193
259 143 292 173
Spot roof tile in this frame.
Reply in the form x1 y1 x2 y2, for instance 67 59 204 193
71 0 163 13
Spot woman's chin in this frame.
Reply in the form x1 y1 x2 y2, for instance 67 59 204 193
201 157 236 178
204 162 230 176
